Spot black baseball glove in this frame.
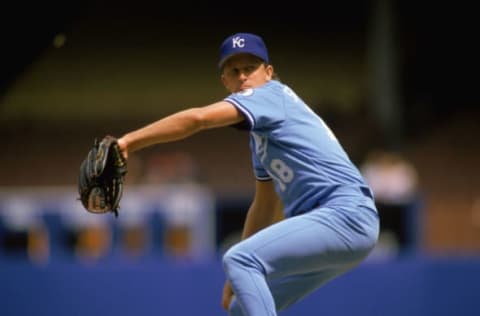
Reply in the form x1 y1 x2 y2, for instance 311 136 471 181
78 135 127 217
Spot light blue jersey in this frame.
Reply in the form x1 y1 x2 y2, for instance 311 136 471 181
225 80 373 217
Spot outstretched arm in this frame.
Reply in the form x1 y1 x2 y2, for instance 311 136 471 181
117 101 243 157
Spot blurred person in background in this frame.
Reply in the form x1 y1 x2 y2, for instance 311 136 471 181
0 196 49 265
113 33 379 316
361 149 421 256
62 197 113 263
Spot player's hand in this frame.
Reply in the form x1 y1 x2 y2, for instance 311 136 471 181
117 137 129 159
222 280 234 311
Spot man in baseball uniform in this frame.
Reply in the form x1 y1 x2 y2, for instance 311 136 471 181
117 32 379 316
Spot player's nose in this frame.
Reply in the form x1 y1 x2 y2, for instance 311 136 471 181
238 72 248 81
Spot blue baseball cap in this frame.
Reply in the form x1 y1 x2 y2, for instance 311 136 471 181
219 33 269 68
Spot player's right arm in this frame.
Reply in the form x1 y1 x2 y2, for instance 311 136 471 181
118 101 244 157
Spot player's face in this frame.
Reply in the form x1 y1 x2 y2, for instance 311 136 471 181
221 54 273 93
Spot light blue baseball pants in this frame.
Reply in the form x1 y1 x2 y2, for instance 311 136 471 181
222 203 379 316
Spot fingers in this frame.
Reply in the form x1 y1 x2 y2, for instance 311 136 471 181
222 281 234 310
222 292 233 310
117 137 129 159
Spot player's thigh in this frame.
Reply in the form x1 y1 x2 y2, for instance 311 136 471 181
231 207 374 279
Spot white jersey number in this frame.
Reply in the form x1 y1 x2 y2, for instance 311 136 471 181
253 132 294 192
284 85 337 142
269 159 294 191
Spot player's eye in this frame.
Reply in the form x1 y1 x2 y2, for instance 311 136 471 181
244 65 258 73
224 63 261 77
227 68 239 76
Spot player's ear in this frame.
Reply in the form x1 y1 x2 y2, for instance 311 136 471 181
220 74 229 90
265 64 274 80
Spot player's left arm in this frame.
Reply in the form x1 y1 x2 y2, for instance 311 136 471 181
118 101 244 157
241 179 284 239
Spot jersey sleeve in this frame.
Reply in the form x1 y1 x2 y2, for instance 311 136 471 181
224 81 285 131
249 137 271 180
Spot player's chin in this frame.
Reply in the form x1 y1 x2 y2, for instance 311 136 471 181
232 87 250 94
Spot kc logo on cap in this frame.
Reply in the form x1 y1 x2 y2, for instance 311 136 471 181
232 36 246 48
219 33 269 68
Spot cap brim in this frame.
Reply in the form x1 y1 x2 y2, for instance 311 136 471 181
218 52 267 69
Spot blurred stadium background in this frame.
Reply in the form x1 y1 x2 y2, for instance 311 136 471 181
1 0 479 315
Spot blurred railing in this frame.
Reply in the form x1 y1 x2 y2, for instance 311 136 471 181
0 184 217 264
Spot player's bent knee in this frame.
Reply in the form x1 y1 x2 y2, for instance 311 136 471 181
222 246 240 271
223 244 265 277
222 245 251 272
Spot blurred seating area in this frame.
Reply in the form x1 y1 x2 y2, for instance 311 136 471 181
0 184 218 265
1 107 479 264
